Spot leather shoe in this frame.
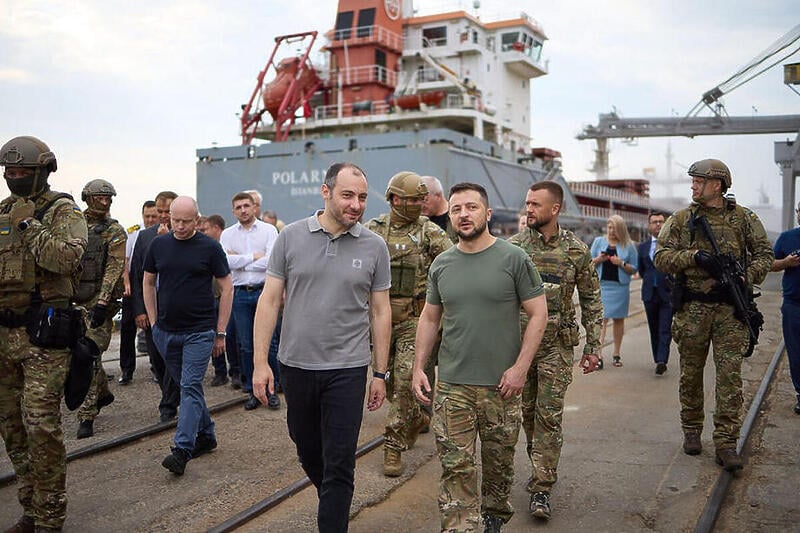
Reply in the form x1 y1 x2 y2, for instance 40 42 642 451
655 362 667 375
76 420 94 439
266 392 281 410
159 412 176 423
118 373 132 385
244 395 261 411
683 431 702 455
715 448 743 471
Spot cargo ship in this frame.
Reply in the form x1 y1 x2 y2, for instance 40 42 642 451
196 0 657 235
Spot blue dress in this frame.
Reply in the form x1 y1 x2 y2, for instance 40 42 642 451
590 237 639 319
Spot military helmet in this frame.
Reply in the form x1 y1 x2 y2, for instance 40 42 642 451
688 159 731 188
0 136 57 173
81 178 117 201
385 171 428 201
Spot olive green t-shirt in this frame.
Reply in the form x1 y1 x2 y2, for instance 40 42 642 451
427 238 544 386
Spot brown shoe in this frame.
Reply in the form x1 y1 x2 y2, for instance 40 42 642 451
715 448 743 471
4 516 34 533
683 431 702 455
383 447 402 477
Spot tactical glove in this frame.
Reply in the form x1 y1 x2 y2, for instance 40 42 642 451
694 250 723 280
10 198 35 226
90 303 108 329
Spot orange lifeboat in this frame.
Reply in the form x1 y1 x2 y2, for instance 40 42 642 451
262 57 321 121
391 90 446 110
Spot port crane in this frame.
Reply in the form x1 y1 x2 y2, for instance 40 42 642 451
578 24 800 229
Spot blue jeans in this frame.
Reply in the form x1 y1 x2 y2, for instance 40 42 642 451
152 325 216 453
281 363 367 533
212 302 241 378
233 287 260 393
782 300 800 400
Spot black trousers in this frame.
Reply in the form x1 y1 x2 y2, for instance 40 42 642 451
119 296 137 375
145 325 180 417
280 363 367 533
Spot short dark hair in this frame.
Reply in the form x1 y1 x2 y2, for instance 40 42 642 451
206 214 226 230
324 162 366 191
529 181 564 206
141 200 156 211
449 182 489 207
231 191 253 205
648 211 667 222
155 191 178 203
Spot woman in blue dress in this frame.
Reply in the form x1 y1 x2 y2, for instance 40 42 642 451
591 215 638 368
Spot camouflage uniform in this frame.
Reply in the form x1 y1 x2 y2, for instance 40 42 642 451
365 213 451 452
75 213 126 423
0 190 88 530
654 199 773 450
509 226 603 493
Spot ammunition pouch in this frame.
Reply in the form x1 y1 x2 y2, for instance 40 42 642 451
558 321 581 347
27 305 84 349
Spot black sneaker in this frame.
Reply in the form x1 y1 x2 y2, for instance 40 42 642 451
655 362 667 375
162 447 191 475
482 514 503 533
244 394 261 411
267 391 281 410
191 434 218 458
210 374 229 387
77 420 94 439
530 491 551 520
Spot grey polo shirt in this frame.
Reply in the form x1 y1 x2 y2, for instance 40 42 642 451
266 212 391 370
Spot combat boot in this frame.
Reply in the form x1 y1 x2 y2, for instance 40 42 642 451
682 431 702 455
407 412 431 449
76 420 94 439
715 448 743 472
482 514 503 532
383 447 402 477
4 515 34 533
529 491 551 520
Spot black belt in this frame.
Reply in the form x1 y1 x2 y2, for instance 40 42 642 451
235 284 264 292
684 289 732 305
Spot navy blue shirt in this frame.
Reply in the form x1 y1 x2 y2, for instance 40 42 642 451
774 227 800 304
143 231 230 332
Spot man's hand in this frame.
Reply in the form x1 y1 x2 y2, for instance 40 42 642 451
135 313 149 329
367 377 386 411
579 353 600 374
412 368 432 405
10 198 35 226
252 364 275 406
695 250 723 280
212 337 225 357
123 278 131 297
498 364 526 399
89 303 108 329
157 223 169 236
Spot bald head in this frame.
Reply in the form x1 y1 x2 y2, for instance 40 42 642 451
421 175 448 217
170 196 200 240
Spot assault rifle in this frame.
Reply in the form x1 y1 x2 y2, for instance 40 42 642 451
693 215 764 357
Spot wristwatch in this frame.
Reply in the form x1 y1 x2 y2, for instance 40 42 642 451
372 370 389 380
215 331 227 338
17 218 32 231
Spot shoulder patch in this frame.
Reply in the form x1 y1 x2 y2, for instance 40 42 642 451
72 206 83 214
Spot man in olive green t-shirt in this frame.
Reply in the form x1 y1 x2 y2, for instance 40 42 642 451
412 183 547 533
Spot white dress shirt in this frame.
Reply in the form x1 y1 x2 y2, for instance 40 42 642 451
220 219 279 286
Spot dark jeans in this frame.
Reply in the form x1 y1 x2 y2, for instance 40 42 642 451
281 363 367 533
782 300 800 400
644 292 673 365
145 325 181 417
119 296 137 375
212 303 241 378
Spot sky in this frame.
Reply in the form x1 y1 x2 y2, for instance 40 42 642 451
1 0 798 231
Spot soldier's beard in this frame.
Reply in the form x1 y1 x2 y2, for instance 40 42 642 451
529 214 552 231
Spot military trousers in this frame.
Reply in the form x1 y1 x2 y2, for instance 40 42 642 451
78 300 119 422
385 318 428 451
521 339 574 493
672 301 747 450
0 325 69 529
433 381 521 531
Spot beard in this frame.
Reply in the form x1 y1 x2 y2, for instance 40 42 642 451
528 213 551 230
456 219 487 241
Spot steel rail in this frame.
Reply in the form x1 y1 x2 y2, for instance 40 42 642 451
207 435 385 533
0 395 247 486
694 340 786 533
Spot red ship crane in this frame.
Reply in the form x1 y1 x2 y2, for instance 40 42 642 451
240 31 321 144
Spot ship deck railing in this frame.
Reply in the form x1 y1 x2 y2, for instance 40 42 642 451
327 25 403 52
319 64 398 88
570 181 651 209
311 92 480 121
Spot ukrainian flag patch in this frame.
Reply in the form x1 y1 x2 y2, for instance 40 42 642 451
0 226 10 235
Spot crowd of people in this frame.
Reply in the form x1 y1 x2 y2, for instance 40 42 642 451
1 134 792 533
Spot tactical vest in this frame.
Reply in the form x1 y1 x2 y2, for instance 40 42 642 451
0 191 78 308
74 219 111 303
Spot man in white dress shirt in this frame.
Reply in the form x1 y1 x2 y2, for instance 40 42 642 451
220 191 279 410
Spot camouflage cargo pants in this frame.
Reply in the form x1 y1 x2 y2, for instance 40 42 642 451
78 301 118 422
385 318 428 451
522 340 574 493
0 325 69 529
672 301 747 450
433 381 521 531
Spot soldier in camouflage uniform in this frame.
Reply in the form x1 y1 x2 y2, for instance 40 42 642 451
508 181 602 520
74 179 126 439
0 136 88 533
366 171 452 477
654 159 773 471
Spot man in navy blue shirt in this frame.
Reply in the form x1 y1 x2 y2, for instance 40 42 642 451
638 212 673 375
144 196 233 475
771 201 800 414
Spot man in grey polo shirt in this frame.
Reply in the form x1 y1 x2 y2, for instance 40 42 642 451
253 162 392 533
